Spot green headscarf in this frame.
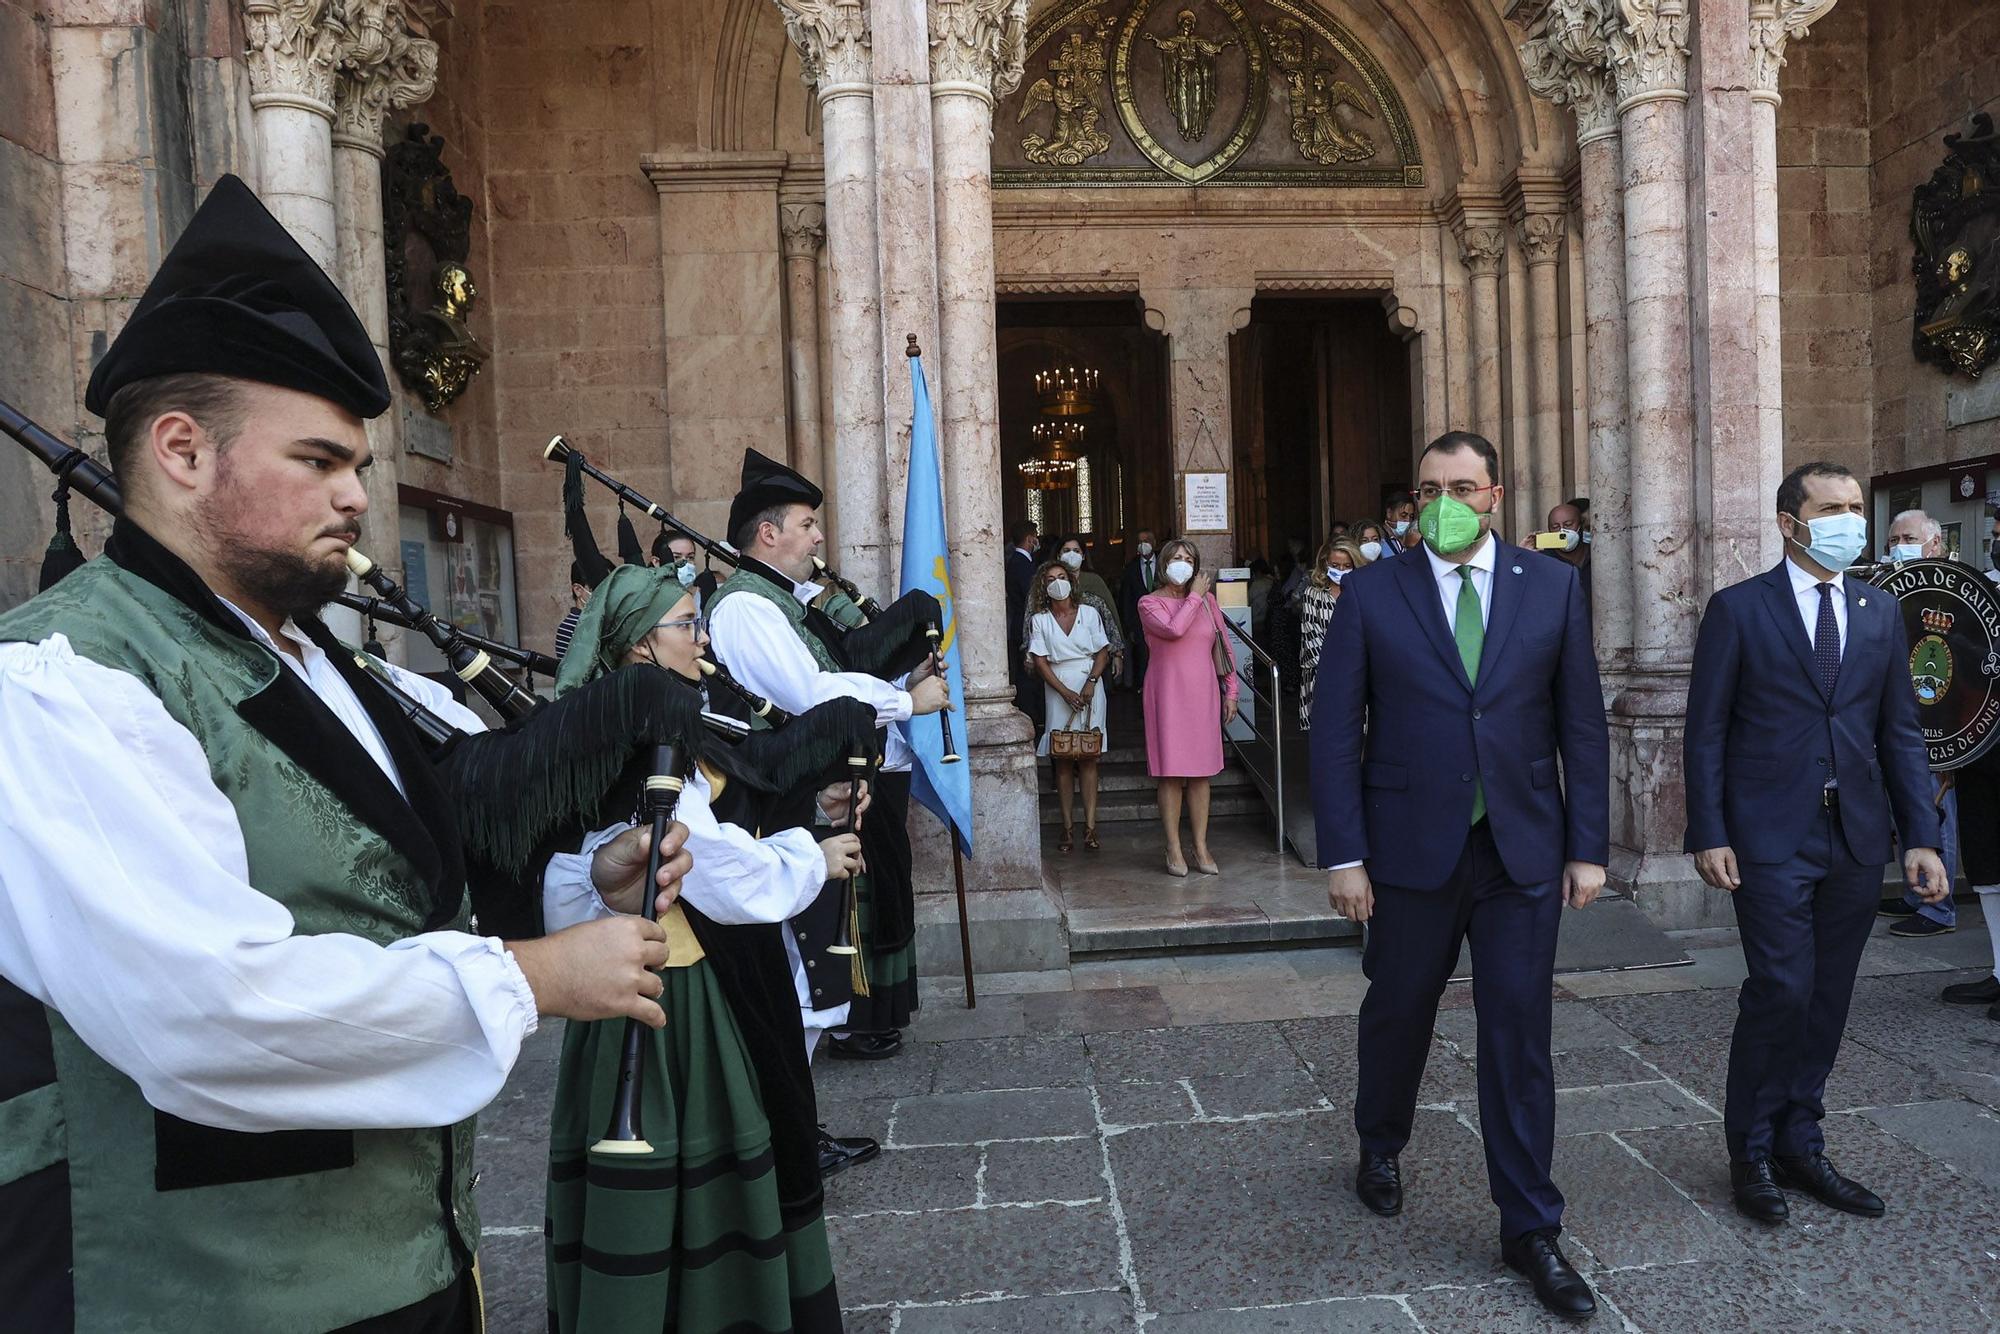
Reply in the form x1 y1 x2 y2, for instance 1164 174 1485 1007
554 564 693 696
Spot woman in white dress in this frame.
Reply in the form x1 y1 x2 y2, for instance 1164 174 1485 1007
1028 560 1111 852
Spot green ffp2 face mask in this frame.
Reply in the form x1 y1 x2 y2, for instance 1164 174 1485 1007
1419 493 1485 556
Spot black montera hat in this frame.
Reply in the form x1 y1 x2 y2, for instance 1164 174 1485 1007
83 175 391 419
727 448 823 541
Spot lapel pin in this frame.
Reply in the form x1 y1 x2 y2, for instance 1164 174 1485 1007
1511 565 1523 574
1858 597 1867 607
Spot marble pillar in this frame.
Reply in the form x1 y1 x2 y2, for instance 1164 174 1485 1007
777 0 889 597
779 202 828 484
331 3 439 664
869 0 942 586
1518 211 1566 522
243 1 343 268
929 0 1039 893
1454 221 1506 448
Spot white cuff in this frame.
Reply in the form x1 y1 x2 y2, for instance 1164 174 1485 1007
1328 860 1365 872
540 820 633 934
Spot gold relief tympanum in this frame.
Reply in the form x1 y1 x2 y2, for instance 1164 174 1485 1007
1018 11 1118 166
1912 113 2000 379
995 0 1420 188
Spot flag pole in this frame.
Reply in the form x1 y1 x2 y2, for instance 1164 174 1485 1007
952 832 976 1009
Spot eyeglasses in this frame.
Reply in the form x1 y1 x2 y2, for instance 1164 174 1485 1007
651 614 706 636
1412 482 1498 504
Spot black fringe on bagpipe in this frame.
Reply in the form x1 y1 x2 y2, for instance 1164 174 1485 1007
726 696 879 799
837 589 941 680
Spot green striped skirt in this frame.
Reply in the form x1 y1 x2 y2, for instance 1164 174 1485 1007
545 959 840 1333
842 870 918 1034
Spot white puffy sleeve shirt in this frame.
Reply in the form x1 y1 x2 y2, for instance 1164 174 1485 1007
0 625 602 1134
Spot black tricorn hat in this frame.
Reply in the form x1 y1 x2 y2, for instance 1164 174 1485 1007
83 175 391 419
728 448 823 542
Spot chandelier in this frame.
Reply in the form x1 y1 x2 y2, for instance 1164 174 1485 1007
1035 364 1099 417
1019 420 1083 490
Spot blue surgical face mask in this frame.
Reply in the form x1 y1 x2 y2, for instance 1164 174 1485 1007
1888 543 1925 564
1389 520 1411 539
1326 567 1345 584
675 560 698 588
1788 512 1868 572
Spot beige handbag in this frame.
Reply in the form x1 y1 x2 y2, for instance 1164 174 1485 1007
1049 700 1102 759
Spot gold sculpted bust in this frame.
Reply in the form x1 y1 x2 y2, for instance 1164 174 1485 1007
415 262 490 413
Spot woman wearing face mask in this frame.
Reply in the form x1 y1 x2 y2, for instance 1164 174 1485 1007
544 565 862 1334
1035 535 1126 684
1028 560 1111 852
1352 521 1388 565
1140 540 1240 876
1300 537 1363 731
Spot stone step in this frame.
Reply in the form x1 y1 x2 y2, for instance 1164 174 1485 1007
1037 759 1259 797
1039 788 1267 826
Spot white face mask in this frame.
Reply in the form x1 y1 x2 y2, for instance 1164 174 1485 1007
1326 567 1345 583
1060 550 1083 570
1389 520 1411 538
1358 541 1383 562
1137 542 1154 557
1555 528 1581 553
1047 579 1072 601
1164 559 1195 587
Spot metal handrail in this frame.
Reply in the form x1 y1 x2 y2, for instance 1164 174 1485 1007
1217 619 1287 855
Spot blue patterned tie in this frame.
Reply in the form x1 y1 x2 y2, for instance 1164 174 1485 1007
1813 583 1840 699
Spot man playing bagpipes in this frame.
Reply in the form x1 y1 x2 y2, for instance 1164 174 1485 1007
706 451 951 1062
0 177 693 1331
540 564 881 1333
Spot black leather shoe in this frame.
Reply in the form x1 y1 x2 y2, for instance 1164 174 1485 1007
1354 1151 1402 1217
817 1129 881 1178
1942 974 2000 1004
1772 1152 1885 1217
1730 1158 1789 1224
1876 899 1919 918
827 1030 903 1061
1501 1228 1596 1320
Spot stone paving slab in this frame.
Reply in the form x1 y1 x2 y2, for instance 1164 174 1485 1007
892 1291 1135 1331
1150 1296 1419 1331
891 1087 1098 1145
827 1201 1126 1309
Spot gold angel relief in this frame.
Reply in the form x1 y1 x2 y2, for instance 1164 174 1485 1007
1264 16 1377 165
1019 13 1119 167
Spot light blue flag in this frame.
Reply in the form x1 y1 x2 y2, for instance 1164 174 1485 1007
898 353 974 856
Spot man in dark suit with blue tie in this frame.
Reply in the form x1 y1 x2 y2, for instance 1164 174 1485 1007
1313 431 1609 1320
1683 461 1947 1225
1005 519 1041 724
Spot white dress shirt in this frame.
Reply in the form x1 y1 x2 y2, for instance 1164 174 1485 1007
1784 557 1847 658
708 574 914 772
0 625 607 1132
1422 532 1497 633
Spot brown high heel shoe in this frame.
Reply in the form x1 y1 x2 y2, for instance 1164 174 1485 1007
1058 825 1074 854
1084 827 1099 851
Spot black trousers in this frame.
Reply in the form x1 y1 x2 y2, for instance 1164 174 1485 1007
1354 820 1565 1238
1725 802 1877 1162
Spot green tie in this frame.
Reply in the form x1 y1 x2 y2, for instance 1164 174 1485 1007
1455 567 1486 825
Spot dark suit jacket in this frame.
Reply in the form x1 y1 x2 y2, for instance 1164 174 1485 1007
1118 555 1156 638
1682 562 1939 866
1005 547 1035 650
1310 538 1610 889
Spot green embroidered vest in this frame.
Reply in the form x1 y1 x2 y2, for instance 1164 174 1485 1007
710 567 844 680
0 556 478 1331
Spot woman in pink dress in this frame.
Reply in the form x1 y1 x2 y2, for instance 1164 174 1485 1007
1140 538 1240 877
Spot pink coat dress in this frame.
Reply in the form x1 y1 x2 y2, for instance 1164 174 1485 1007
1140 591 1240 779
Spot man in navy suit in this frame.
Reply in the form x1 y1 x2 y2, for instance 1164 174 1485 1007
1683 461 1946 1225
1313 431 1609 1320
1005 519 1041 724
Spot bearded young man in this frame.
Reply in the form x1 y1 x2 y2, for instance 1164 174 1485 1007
0 176 688 1332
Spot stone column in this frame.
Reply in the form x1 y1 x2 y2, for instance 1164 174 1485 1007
244 0 344 267
331 3 438 664
1144 284 1255 570
928 0 1040 896
778 202 828 485
1517 210 1566 521
777 1 888 596
1519 0 1634 671
1452 219 1506 446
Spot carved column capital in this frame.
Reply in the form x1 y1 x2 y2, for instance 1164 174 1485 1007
780 202 827 259
1519 212 1566 265
244 0 347 116
1748 0 1839 101
1517 0 1622 143
775 0 873 96
332 2 439 154
1607 0 1690 110
1456 223 1508 277
928 0 1029 102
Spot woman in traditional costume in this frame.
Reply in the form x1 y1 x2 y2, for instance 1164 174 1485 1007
543 564 866 1334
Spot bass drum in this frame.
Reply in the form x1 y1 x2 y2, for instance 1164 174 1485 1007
1855 558 2000 769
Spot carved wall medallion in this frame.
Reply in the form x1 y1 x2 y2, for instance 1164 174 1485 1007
383 122 487 412
997 0 1420 187
1912 112 2000 379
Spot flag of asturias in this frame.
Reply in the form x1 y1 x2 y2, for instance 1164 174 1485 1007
898 352 974 856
